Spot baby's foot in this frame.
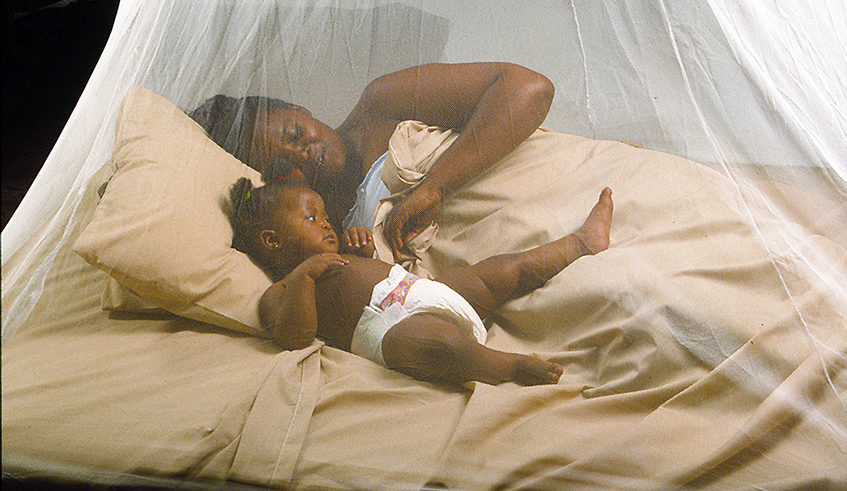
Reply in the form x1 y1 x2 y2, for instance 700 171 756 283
467 348 562 386
574 187 613 256
509 354 564 386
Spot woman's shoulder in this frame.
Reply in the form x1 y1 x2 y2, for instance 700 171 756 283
338 106 399 173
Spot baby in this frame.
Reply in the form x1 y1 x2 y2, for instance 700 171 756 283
229 177 613 387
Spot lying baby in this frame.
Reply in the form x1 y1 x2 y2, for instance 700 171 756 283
229 177 613 387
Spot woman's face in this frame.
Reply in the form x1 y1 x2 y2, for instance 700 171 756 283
249 106 346 186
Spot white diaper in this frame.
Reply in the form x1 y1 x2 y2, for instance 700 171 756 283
351 264 488 366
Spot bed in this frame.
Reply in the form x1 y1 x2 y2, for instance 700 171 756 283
3 1 846 490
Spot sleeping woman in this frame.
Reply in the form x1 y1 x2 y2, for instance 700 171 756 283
189 62 555 258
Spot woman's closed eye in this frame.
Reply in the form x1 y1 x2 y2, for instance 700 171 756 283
284 123 303 143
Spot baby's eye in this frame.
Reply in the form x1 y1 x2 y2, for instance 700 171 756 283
306 215 316 221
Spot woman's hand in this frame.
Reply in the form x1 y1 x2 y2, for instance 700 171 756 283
341 227 375 257
383 181 443 260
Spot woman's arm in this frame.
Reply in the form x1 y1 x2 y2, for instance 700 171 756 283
345 62 555 256
259 253 348 350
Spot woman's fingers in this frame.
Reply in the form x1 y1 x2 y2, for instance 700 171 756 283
391 205 424 258
403 204 439 243
385 193 441 260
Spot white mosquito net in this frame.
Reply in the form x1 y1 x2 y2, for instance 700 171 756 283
2 1 845 489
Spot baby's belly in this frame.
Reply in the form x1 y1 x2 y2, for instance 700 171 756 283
314 256 392 350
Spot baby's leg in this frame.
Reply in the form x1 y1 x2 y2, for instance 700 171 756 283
381 313 562 386
438 187 613 318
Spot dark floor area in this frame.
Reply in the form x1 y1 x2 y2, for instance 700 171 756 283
2 0 118 230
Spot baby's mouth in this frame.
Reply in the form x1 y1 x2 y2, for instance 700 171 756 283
325 234 340 252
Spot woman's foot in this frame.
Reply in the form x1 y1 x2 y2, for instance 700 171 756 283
574 187 614 256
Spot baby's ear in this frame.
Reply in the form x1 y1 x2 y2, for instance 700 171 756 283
259 229 281 251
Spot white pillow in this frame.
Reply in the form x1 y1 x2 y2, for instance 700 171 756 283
74 86 272 334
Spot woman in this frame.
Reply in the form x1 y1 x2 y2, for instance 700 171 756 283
190 62 554 259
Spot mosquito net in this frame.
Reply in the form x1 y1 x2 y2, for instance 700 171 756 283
2 1 845 489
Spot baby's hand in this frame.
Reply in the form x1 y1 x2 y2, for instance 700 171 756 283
342 226 375 257
296 253 349 281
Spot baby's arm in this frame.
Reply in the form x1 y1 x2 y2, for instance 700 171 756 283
341 226 375 257
259 253 348 350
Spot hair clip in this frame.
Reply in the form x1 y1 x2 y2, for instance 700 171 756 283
277 174 286 181
245 189 251 200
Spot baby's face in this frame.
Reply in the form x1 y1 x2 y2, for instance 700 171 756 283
271 186 339 259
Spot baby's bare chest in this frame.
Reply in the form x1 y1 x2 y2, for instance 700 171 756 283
313 257 391 350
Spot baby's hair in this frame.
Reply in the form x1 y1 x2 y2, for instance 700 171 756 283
228 177 309 259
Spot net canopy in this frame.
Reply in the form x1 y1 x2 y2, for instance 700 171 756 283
4 0 846 283
2 1 845 489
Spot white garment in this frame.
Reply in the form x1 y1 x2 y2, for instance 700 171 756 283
342 152 390 230
350 264 487 366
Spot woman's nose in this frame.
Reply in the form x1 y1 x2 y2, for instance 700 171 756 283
283 141 308 158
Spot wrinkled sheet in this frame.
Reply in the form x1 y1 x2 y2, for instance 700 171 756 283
4 124 847 490
374 122 847 488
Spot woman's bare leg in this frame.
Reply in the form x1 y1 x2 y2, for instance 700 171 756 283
437 187 613 318
381 314 562 386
